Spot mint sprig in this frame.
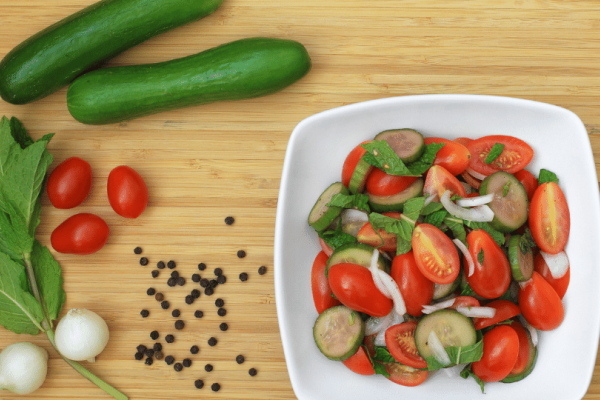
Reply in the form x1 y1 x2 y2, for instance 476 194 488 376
361 141 444 177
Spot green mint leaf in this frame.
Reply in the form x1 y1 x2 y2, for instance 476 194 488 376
538 168 559 184
444 216 467 244
406 142 445 176
0 117 20 182
372 346 397 364
484 143 505 164
421 201 444 216
460 364 486 393
0 251 44 335
318 228 356 252
402 197 426 223
372 362 390 378
519 228 536 255
9 116 35 149
464 221 505 246
361 141 413 176
396 235 412 255
424 209 448 228
478 248 484 264
451 194 462 201
460 282 476 297
0 211 35 257
502 182 510 197
31 240 65 323
425 340 483 371
327 193 370 212
369 213 412 241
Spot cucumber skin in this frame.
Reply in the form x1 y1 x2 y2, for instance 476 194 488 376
67 37 311 124
0 0 225 105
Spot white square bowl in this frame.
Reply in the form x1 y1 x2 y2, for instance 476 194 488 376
274 94 600 400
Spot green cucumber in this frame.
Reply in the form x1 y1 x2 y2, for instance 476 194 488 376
508 235 534 282
479 171 528 233
433 278 460 300
0 0 224 104
308 182 348 232
374 128 425 163
414 309 477 360
67 37 311 124
368 178 424 212
501 327 537 383
348 158 373 194
326 243 390 276
313 305 364 361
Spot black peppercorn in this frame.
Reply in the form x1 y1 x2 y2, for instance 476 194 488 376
224 216 235 225
144 349 154 358
258 266 267 275
236 355 245 364
249 368 257 376
191 289 201 299
167 260 176 269
239 272 248 282
150 331 159 340
191 274 201 282
147 288 156 296
171 309 180 318
217 308 226 317
136 345 147 353
165 334 175 343
190 345 199 354
153 343 162 352
185 295 194 304
135 352 143 360
217 275 226 284
209 279 218 288
140 309 149 318
198 262 207 271
211 383 220 392
145 357 153 365
154 351 163 360
174 362 183 372
200 278 209 288
237 250 246 258
204 363 213 372
204 287 214 296
214 268 223 276
167 278 177 287
151 270 159 278
177 277 186 286
194 379 204 389
134 246 142 254
182 358 192 368
208 337 217 346
165 355 175 365
140 257 149 266
215 298 224 307
194 310 204 318
175 320 185 330
219 322 228 331
157 261 165 269
161 301 170 310
155 293 164 302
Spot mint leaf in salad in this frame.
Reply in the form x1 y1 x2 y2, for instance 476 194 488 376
484 143 504 164
327 192 370 212
318 227 356 251
538 168 559 184
478 248 484 264
425 339 484 371
460 364 486 393
361 141 444 177
444 216 467 244
424 209 448 228
519 228 536 255
421 201 444 216
463 220 505 246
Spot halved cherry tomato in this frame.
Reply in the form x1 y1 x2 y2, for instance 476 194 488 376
341 141 374 192
534 252 570 299
318 237 334 257
356 212 402 251
466 230 511 299
450 296 480 309
366 168 418 196
328 263 393 317
509 320 533 376
519 271 564 331
529 182 570 254
473 299 520 330
423 165 467 200
471 325 519 382
342 346 375 375
311 251 341 313
454 137 473 147
424 137 471 176
390 251 434 316
385 321 427 369
513 169 538 202
382 362 428 387
466 135 534 176
411 223 461 285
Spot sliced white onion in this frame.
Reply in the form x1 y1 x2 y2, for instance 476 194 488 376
440 191 494 222
453 239 475 277
456 193 494 208
520 316 538 347
422 298 456 314
428 330 451 366
461 182 472 195
374 326 389 346
390 311 405 327
370 250 390 298
456 306 496 318
378 270 407 316
365 312 394 336
518 279 533 290
341 209 369 237
466 167 488 181
540 250 569 279
424 193 439 206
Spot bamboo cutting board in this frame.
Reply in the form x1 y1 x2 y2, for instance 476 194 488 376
1 0 600 399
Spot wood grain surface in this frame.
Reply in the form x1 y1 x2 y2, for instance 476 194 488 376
1 0 600 399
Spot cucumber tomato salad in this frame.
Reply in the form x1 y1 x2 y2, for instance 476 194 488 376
308 129 570 391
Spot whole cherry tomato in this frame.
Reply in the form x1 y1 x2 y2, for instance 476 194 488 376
385 321 427 369
342 346 375 375
412 223 461 285
311 251 341 314
107 165 148 218
466 229 511 299
471 325 519 382
51 213 109 255
327 262 393 317
534 252 570 299
472 299 520 330
529 182 570 254
47 157 92 209
424 137 471 176
519 271 564 331
390 251 434 317
423 165 467 200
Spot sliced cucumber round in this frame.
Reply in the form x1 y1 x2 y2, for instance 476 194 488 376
508 234 534 282
308 182 349 232
313 305 364 361
414 309 477 360
348 158 373 194
479 171 528 233
374 128 425 163
326 242 390 276
433 278 460 300
368 178 424 213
